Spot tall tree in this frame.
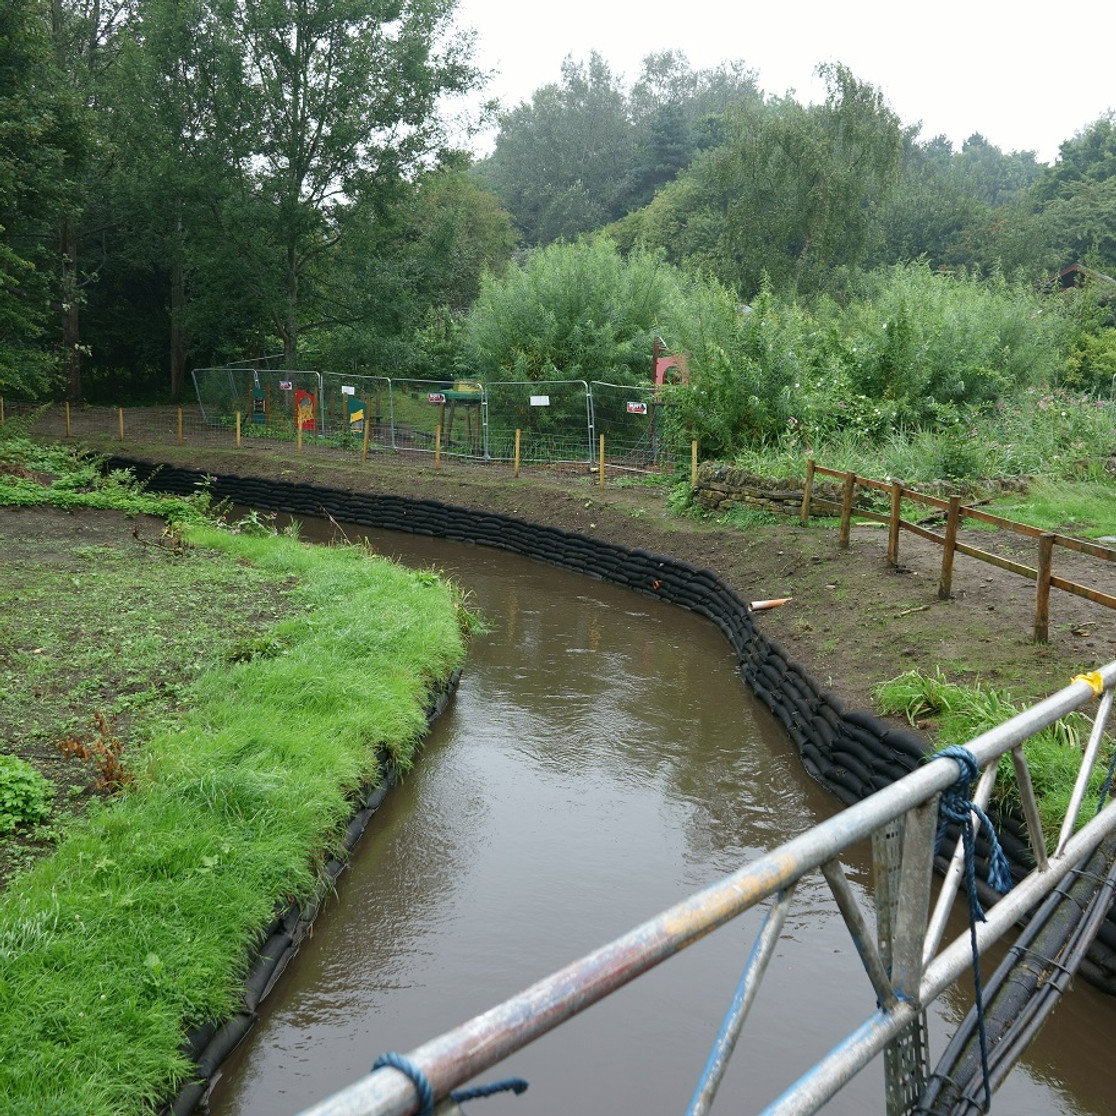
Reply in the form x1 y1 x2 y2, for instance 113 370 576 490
622 64 904 298
480 52 634 245
0 0 78 395
100 0 250 399
230 0 484 366
49 0 135 401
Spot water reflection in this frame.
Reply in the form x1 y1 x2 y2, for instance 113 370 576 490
207 523 1114 1116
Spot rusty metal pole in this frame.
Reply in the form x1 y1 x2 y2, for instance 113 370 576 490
938 496 961 600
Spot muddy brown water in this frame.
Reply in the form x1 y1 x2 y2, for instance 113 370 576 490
208 524 1116 1116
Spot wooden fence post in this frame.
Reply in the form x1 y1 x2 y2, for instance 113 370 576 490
599 435 606 490
118 407 125 441
1034 533 1054 644
177 408 184 446
362 411 370 462
887 479 903 567
514 429 521 478
938 495 962 600
838 471 856 549
435 424 442 471
236 412 242 448
691 440 698 489
800 458 815 526
65 401 71 438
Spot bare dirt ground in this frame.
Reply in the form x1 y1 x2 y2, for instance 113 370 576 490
92 437 1116 718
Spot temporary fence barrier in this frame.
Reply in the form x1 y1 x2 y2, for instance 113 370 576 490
589 380 688 472
483 379 593 466
192 367 325 438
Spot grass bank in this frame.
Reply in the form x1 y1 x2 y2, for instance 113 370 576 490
0 432 470 1113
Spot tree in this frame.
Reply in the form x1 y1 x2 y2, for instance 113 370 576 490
96 0 251 399
0 0 69 395
49 0 136 401
481 52 634 246
228 0 485 367
620 65 904 299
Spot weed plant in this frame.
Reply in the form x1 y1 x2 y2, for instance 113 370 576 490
875 669 1112 854
0 427 470 1112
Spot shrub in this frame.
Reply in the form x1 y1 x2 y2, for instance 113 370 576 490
0 755 51 834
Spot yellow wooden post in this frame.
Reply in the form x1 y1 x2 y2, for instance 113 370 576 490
297 423 303 454
177 408 183 445
65 401 71 437
435 424 442 471
236 412 242 448
599 434 605 490
691 440 698 488
118 407 125 441
362 408 371 462
514 428 521 477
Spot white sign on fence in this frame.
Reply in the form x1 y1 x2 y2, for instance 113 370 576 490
530 395 550 407
428 393 446 403
279 381 292 391
626 402 648 415
341 385 355 396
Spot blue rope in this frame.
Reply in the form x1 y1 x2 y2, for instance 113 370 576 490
372 1053 433 1116
934 744 1012 1112
451 1078 530 1104
372 1052 528 1113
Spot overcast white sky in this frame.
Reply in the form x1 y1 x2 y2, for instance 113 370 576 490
453 0 1114 164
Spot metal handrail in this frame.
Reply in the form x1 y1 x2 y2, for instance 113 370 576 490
295 663 1116 1116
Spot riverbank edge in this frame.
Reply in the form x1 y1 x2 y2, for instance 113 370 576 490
165 670 462 1116
108 455 1116 1008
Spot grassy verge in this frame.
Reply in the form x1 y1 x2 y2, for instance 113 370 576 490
0 429 470 1113
875 669 1114 849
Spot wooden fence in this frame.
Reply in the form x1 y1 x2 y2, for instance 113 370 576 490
801 459 1116 643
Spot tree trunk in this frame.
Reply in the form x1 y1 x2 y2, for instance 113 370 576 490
169 211 187 402
61 215 82 404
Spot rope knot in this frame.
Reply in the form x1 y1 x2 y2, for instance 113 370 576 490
935 744 1012 900
934 743 1013 1112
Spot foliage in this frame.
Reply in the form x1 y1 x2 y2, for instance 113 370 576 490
621 65 905 299
462 238 684 383
480 50 761 247
0 756 51 834
875 669 1109 851
0 436 469 1112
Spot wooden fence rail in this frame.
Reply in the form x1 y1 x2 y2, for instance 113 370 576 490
801 458 1116 643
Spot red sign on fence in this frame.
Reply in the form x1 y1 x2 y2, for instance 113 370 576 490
427 393 446 404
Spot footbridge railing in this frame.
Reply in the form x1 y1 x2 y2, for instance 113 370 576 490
296 663 1116 1116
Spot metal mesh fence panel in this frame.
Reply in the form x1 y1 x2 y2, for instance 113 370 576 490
484 380 592 465
318 372 394 456
589 382 688 473
385 378 486 459
192 368 324 446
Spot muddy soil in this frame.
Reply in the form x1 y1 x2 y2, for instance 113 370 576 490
103 440 1116 717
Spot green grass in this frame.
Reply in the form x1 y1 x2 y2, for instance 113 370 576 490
987 477 1116 538
0 427 470 1113
875 669 1111 853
